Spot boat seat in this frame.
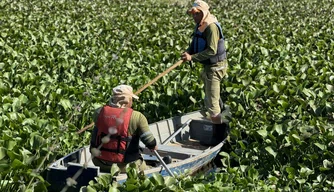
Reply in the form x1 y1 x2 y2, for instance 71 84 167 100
157 145 204 156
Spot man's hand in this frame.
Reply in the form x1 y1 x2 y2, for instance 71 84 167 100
150 145 158 152
181 52 192 62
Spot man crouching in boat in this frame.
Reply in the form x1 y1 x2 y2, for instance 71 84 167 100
90 84 158 173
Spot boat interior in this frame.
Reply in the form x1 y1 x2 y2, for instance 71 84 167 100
54 114 230 170
46 110 230 192
57 125 211 170
51 109 230 172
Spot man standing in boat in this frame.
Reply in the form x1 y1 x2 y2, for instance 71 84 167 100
181 0 228 143
90 84 158 173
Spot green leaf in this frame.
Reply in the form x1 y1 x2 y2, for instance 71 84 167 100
325 84 333 92
30 132 45 150
238 141 246 150
273 83 279 93
126 184 137 191
59 99 72 110
126 163 138 179
286 167 296 179
302 88 315 98
260 47 268 56
257 129 267 138
308 100 317 112
95 174 110 187
300 64 308 72
265 146 277 158
291 134 301 144
237 103 245 116
226 87 233 92
20 148 33 165
219 151 230 158
164 176 176 186
278 100 289 109
193 183 205 191
247 167 259 181
12 98 22 112
108 187 119 192
240 165 248 172
227 167 237 173
0 162 10 172
33 181 49 192
274 124 283 135
299 167 314 177
11 159 25 169
323 159 333 169
5 140 17 150
110 163 120 176
19 94 29 104
7 151 21 161
189 96 196 104
0 147 6 160
85 186 97 192
314 143 326 150
166 87 173 96
22 118 35 125
242 77 251 86
150 173 164 185
8 112 18 120
30 171 45 182
296 179 306 184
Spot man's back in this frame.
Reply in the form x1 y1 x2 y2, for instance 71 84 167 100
89 84 157 172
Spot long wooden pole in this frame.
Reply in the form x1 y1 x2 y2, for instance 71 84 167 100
134 60 183 95
77 60 184 134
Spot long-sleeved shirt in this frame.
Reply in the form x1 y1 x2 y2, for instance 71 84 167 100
188 23 221 63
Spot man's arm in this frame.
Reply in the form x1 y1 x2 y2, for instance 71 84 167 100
90 126 98 148
92 107 102 122
186 38 194 54
131 111 157 150
90 107 102 148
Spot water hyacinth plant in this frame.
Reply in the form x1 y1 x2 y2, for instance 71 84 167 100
0 0 333 191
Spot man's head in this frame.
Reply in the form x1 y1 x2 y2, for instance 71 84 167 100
187 0 210 24
109 85 139 108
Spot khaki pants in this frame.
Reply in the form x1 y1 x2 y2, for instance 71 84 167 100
92 157 148 173
201 60 228 117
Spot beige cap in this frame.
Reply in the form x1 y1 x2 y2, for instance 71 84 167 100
109 85 138 108
187 0 210 15
112 85 139 100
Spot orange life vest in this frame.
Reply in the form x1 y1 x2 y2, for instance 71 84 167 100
94 106 133 163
